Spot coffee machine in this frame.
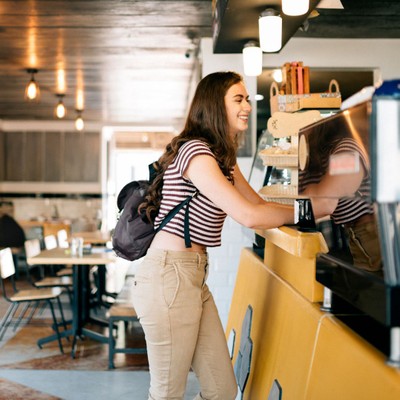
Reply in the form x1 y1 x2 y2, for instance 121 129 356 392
297 80 400 367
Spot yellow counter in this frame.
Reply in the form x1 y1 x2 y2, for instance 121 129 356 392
226 227 400 399
257 226 328 302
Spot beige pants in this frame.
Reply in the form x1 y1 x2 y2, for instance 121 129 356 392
344 219 383 272
130 249 237 400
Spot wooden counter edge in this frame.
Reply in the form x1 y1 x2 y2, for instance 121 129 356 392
255 226 329 259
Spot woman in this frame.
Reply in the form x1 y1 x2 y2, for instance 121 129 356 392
132 71 294 400
299 117 382 272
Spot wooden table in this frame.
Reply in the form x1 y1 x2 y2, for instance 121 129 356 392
71 231 113 304
27 247 116 357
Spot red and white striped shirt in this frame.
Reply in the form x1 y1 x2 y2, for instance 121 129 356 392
154 140 232 247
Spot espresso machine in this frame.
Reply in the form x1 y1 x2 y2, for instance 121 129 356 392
297 80 400 367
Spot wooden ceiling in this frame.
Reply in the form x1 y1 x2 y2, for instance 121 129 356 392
0 0 399 132
0 0 212 130
296 0 400 39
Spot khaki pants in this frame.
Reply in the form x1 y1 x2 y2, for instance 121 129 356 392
344 218 383 272
130 249 237 400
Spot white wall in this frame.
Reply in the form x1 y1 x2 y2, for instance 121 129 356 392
200 36 400 329
202 36 400 82
259 37 400 79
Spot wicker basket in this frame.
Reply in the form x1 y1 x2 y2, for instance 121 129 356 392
259 185 298 205
270 80 341 114
259 152 298 168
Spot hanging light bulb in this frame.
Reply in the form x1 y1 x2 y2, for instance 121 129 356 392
24 68 40 101
242 41 262 77
55 94 67 119
76 88 84 111
75 110 84 131
282 0 309 16
259 9 282 53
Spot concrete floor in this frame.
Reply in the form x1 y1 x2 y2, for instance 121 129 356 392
0 370 200 400
0 275 200 399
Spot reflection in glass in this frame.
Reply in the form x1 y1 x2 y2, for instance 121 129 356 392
298 101 383 274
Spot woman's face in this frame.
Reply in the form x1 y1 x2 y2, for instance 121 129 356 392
224 82 251 138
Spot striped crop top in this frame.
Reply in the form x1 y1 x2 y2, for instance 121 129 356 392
154 140 232 247
332 139 373 224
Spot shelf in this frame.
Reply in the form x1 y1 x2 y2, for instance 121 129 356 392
270 81 341 114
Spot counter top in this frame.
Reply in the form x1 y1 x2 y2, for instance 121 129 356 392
256 226 329 259
256 226 327 302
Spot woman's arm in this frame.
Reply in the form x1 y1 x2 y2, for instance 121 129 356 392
303 168 364 218
232 163 266 205
185 154 294 229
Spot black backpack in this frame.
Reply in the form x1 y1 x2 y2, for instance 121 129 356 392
112 164 197 261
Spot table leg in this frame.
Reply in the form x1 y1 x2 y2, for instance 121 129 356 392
70 263 109 358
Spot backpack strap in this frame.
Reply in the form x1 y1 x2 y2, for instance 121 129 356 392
155 190 198 248
148 161 159 183
183 193 195 248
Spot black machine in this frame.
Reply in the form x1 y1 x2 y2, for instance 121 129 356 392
297 80 400 367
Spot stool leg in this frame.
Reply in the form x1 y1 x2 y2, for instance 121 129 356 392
108 317 116 369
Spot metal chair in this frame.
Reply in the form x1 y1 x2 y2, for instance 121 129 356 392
24 239 73 306
43 235 59 276
57 229 69 249
44 234 73 277
0 247 67 353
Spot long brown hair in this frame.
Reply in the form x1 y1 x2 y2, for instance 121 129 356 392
139 71 243 221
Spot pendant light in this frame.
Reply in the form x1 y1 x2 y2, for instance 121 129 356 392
75 87 85 131
242 41 262 76
25 68 40 101
75 110 84 131
258 9 282 53
282 0 309 16
55 94 67 119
